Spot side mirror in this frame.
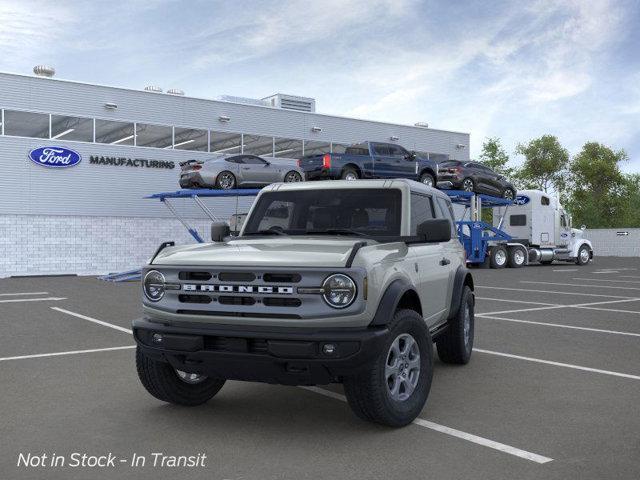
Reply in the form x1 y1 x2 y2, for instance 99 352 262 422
404 152 416 160
264 160 271 166
417 218 452 243
211 222 230 242
581 224 586 230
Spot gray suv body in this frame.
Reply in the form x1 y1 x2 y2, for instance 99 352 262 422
134 179 475 426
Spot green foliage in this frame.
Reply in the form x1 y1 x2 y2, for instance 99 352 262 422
479 137 514 177
515 135 569 193
566 142 628 228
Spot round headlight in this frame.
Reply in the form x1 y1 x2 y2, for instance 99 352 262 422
143 270 166 302
322 274 357 309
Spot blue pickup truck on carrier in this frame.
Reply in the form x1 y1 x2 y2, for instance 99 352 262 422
298 141 439 187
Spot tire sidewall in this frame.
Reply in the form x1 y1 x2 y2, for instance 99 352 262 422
216 171 235 189
576 245 590 265
457 287 474 362
420 172 435 187
376 311 433 422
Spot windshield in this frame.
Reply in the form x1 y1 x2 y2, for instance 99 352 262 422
243 189 402 237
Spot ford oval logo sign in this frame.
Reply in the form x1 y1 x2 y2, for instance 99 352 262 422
28 146 82 168
514 195 530 206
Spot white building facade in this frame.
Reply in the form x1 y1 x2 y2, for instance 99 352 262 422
0 71 470 277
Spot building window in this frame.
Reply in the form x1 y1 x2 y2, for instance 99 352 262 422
173 127 208 151
273 137 303 159
303 140 330 156
331 143 349 154
3 110 50 139
50 114 94 142
135 123 173 148
95 119 135 145
210 131 242 154
242 135 274 156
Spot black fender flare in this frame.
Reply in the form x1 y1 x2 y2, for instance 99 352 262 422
419 167 437 180
369 278 416 327
448 266 474 320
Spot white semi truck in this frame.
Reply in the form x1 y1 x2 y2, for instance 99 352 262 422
492 189 593 266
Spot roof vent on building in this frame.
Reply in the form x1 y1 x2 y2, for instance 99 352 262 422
144 85 163 93
262 93 316 113
414 122 429 128
167 88 185 96
33 65 55 78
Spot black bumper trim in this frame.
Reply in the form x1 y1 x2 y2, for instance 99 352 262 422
133 318 389 386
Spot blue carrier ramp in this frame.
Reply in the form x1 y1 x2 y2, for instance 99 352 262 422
442 190 514 264
99 188 262 282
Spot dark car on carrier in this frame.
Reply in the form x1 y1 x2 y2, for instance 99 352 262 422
437 160 516 199
298 141 439 188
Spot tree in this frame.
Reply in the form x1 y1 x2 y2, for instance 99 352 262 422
515 135 569 193
479 137 514 177
567 142 628 228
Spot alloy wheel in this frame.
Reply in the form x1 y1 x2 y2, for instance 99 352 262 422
218 173 235 189
462 179 474 192
385 333 421 402
285 171 302 182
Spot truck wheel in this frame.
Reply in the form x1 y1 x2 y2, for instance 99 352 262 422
436 286 474 364
215 171 236 190
419 172 435 187
489 245 507 268
343 309 433 427
576 245 591 265
507 246 526 268
136 347 226 406
341 167 359 181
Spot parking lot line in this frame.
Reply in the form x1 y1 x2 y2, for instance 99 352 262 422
478 305 565 316
476 297 558 306
51 307 133 334
0 297 67 303
0 345 135 362
0 291 49 296
477 285 637 299
572 278 640 284
478 298 640 317
552 269 578 272
474 349 640 381
520 281 640 291
477 315 640 338
300 386 553 464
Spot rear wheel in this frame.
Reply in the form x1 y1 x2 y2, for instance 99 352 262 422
341 167 359 181
507 246 526 268
502 188 516 200
489 245 508 269
462 178 475 192
136 347 226 406
284 171 303 183
215 171 236 190
343 309 433 427
436 286 474 364
419 172 435 188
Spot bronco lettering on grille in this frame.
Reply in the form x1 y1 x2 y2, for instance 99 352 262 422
182 284 294 294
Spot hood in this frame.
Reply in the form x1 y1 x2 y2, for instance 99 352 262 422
152 237 365 268
571 228 585 239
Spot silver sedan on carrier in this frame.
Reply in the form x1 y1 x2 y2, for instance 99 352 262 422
179 154 305 189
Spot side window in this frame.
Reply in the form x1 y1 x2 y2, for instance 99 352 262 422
560 215 567 228
541 196 550 206
436 197 457 236
410 193 435 235
510 215 527 226
243 156 267 165
373 144 390 156
226 156 242 164
387 145 404 157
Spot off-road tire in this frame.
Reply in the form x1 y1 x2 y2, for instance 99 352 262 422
489 245 508 269
436 286 474 364
507 246 526 268
136 347 225 406
215 171 236 190
343 309 433 427
341 167 359 181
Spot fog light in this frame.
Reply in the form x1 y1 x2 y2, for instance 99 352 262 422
322 343 336 355
152 333 163 344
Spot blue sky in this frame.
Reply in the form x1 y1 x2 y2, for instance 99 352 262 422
1 0 639 171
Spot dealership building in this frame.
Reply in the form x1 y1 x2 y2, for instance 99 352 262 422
0 68 470 277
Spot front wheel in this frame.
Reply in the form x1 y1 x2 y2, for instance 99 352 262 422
436 286 474 364
576 245 591 265
419 172 435 188
136 347 226 406
284 170 303 183
343 309 433 427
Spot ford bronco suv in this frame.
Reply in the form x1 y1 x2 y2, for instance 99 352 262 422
134 179 475 427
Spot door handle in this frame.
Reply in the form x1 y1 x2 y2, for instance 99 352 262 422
440 258 451 266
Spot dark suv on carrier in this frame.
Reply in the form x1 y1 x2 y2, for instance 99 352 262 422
437 160 516 199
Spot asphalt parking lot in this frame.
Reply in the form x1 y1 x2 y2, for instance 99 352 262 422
1 257 640 480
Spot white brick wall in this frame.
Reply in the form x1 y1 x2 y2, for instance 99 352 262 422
0 214 215 277
583 228 640 257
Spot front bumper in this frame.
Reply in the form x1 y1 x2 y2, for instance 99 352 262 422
133 317 390 385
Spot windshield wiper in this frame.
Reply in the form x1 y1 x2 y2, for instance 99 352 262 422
306 228 369 237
